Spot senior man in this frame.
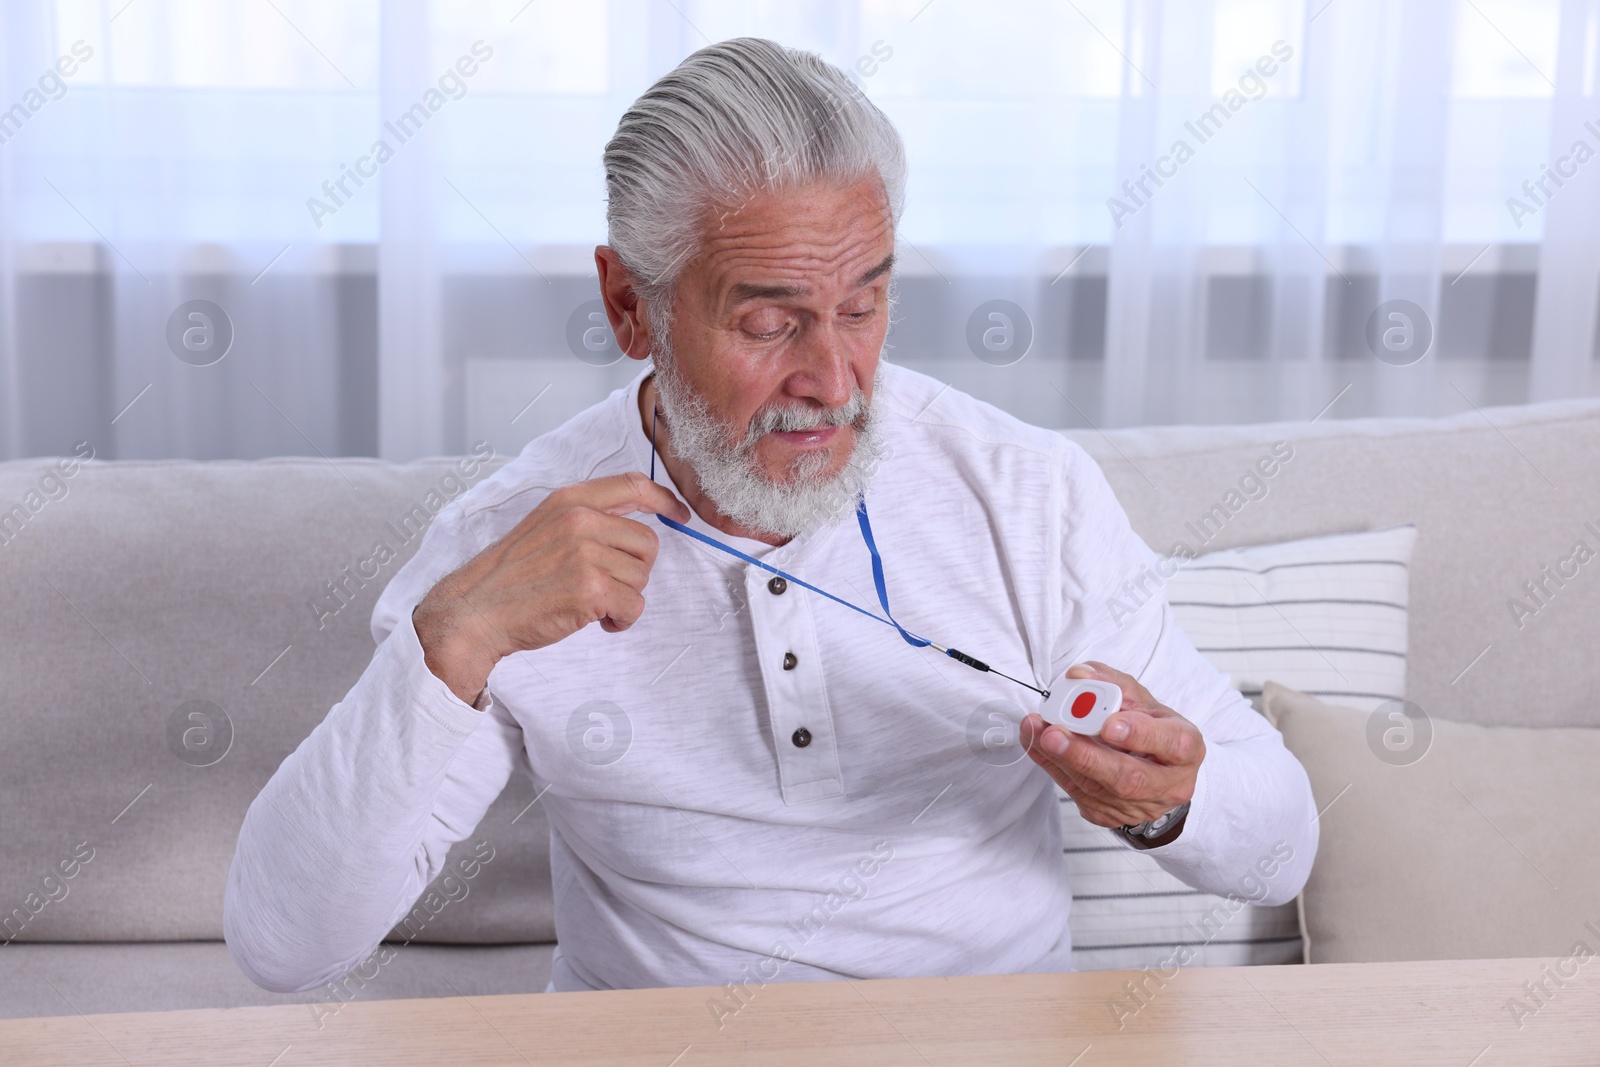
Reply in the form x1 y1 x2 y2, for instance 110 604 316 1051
225 37 1316 996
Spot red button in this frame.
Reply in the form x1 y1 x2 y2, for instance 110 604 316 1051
1070 692 1097 719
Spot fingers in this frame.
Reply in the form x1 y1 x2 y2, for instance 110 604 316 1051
522 496 662 574
1052 730 1153 800
1063 659 1192 761
581 540 652 594
567 471 691 523
1022 720 1152 827
1019 712 1184 824
439 472 688 657
566 508 662 568
537 473 688 569
596 574 647 633
1070 660 1167 715
1019 715 1115 803
1022 713 1146 799
1102 711 1204 765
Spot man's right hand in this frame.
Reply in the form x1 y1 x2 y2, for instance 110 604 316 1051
412 472 692 706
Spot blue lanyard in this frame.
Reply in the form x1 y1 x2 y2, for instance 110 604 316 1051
646 407 1048 698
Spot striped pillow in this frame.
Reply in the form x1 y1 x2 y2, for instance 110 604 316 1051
1064 525 1416 972
1166 525 1416 715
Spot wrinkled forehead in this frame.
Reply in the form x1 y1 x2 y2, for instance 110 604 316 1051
688 175 897 310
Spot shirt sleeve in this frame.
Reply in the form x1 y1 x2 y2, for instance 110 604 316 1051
1053 443 1318 906
223 498 526 993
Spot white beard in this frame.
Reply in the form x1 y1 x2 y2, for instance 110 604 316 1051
651 345 886 541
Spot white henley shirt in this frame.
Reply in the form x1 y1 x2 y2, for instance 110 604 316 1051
223 360 1318 995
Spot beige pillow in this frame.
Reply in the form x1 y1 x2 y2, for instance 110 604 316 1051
1263 681 1600 964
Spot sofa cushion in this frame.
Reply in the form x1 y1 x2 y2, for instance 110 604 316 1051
0 940 553 1020
1263 682 1600 963
0 457 550 945
1063 397 1600 729
1065 525 1414 972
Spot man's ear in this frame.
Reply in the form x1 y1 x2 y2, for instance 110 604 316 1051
594 246 656 362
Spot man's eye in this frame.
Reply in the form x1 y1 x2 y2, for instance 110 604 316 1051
744 315 790 340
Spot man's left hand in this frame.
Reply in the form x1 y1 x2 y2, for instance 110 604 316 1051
1019 661 1204 832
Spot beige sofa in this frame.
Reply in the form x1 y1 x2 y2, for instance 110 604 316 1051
3 391 1597 1019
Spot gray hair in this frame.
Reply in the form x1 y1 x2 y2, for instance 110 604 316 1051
603 37 907 318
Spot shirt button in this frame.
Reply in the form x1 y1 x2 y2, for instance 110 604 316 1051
792 727 812 748
782 651 798 670
768 576 787 595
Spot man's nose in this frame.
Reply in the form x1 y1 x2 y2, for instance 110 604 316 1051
791 317 854 410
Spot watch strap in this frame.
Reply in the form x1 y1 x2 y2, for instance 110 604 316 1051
1119 800 1190 849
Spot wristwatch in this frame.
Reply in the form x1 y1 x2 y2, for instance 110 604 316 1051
1119 801 1190 850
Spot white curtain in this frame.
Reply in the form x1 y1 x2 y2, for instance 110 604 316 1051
1530 0 1600 400
0 0 1595 462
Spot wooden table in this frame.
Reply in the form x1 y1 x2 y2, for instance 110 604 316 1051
3 957 1595 1065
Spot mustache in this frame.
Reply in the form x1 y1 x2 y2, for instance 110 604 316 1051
741 389 870 446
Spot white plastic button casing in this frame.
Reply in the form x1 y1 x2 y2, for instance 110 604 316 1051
1039 678 1123 736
